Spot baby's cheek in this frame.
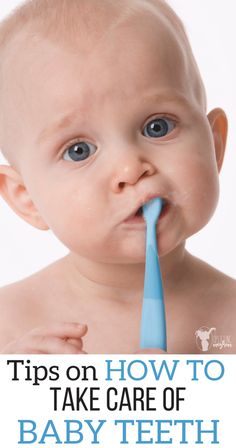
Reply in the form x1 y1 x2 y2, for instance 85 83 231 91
51 195 105 253
179 153 219 225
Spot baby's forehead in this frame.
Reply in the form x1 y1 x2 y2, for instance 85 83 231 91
3 0 191 93
1 0 187 61
1 3 184 83
14 12 192 106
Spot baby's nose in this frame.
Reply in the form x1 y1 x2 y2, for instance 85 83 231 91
110 151 156 193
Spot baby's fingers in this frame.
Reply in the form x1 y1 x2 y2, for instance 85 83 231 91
1 322 88 354
28 322 88 353
66 338 85 351
27 335 87 354
31 322 88 339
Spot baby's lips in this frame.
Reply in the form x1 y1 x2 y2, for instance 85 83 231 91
124 193 163 221
158 199 170 220
139 195 170 219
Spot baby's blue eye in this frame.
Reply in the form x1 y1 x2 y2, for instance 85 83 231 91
63 141 97 162
143 117 175 138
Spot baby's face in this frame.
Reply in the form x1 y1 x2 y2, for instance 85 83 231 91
2 12 220 263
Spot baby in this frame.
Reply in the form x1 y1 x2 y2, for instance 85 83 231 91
0 0 235 354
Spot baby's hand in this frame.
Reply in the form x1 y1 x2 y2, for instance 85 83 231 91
1 322 88 354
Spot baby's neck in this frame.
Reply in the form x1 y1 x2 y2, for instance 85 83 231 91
63 243 187 303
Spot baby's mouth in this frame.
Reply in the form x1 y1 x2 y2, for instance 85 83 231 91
125 199 170 223
158 199 170 220
123 207 144 224
135 207 143 218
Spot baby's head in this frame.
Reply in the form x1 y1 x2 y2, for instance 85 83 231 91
0 0 227 263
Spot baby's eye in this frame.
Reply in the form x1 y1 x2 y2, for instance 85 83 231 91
142 117 175 138
63 141 97 162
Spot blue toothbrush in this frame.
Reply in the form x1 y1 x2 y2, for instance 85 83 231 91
140 197 167 351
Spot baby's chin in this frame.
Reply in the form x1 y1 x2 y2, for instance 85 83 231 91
115 228 179 259
93 237 172 264
99 246 147 265
113 234 146 263
69 227 187 265
90 238 147 264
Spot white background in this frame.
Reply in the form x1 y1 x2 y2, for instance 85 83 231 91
0 0 235 285
0 355 235 446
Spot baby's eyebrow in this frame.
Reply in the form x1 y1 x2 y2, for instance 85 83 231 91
142 90 192 109
37 91 192 144
37 110 82 144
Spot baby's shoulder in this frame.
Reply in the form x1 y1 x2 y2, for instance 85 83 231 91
220 275 236 296
0 277 35 316
207 275 236 353
0 278 36 347
213 273 236 319
198 262 236 349
208 267 236 304
0 263 55 308
185 254 236 352
188 253 236 302
0 260 65 344
0 257 68 304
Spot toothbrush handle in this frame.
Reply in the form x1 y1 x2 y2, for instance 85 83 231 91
140 297 167 350
140 227 167 351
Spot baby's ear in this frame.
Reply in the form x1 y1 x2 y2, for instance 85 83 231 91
0 164 49 230
207 108 228 173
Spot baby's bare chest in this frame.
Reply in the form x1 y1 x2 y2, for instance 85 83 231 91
3 281 235 354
